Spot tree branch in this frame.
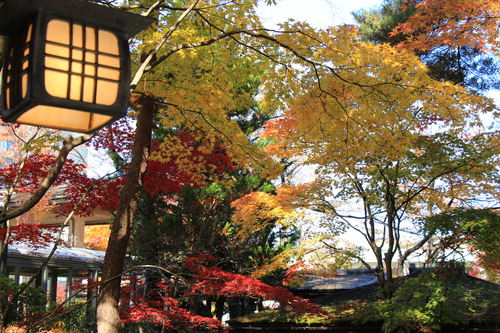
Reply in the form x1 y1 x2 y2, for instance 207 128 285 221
1 133 94 222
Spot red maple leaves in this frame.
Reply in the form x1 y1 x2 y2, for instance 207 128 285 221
0 224 62 249
1 121 235 251
119 255 329 331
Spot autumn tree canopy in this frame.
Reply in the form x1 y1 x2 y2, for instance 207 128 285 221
3 0 500 331
0 0 333 331
353 0 500 275
391 0 500 52
261 24 500 300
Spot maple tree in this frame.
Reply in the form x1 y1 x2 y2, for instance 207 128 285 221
0 125 94 329
1 0 332 331
116 255 328 332
390 0 500 53
356 0 500 255
0 124 95 221
125 71 302 321
229 188 306 279
0 123 104 246
353 0 500 279
261 24 500 300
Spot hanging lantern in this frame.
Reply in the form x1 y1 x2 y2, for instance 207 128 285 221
0 0 154 133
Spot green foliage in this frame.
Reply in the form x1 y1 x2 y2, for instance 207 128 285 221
342 268 499 333
47 302 97 333
0 278 96 332
353 0 413 45
228 308 334 326
424 208 500 278
18 284 47 317
257 268 287 287
130 169 298 276
0 275 47 325
380 269 472 332
426 208 500 241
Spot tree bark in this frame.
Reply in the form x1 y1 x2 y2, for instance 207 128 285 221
97 95 155 333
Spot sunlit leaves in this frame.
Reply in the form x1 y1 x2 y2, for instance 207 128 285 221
262 27 496 181
391 0 500 52
84 224 111 251
128 0 284 179
260 24 500 286
231 191 299 236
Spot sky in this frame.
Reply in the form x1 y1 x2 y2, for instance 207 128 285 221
257 0 384 29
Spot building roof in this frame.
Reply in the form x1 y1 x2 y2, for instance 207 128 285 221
300 269 378 290
7 241 105 271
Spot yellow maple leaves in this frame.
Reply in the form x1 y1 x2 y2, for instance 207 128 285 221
231 190 301 237
262 25 495 170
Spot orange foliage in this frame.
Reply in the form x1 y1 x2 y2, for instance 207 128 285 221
391 0 500 52
261 118 299 158
231 190 302 237
84 224 111 251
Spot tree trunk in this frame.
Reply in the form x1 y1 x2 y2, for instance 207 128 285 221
97 95 155 333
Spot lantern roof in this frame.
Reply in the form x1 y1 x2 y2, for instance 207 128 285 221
0 0 154 37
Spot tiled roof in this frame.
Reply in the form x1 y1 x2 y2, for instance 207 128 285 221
300 269 378 290
8 241 105 264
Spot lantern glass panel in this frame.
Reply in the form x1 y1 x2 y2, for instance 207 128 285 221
43 18 122 106
96 80 119 105
45 71 69 98
17 106 112 132
98 30 119 54
21 74 28 99
0 0 154 133
72 25 84 48
46 20 70 44
83 77 95 103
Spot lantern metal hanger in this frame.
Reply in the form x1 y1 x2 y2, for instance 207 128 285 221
0 0 154 133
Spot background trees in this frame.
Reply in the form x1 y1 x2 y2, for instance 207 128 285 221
353 0 500 92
